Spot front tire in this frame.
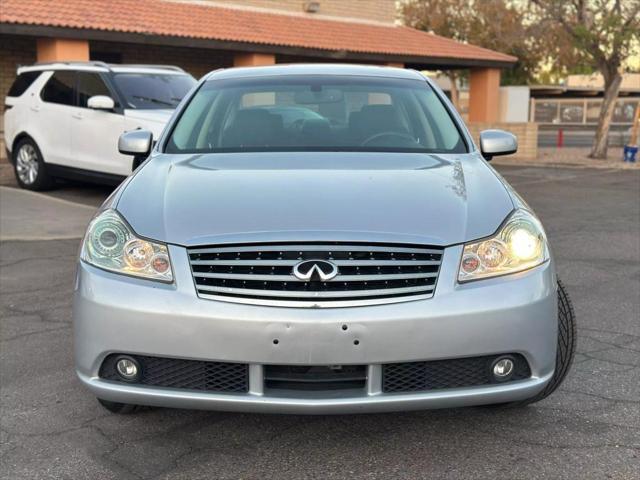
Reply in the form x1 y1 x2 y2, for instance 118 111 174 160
487 279 576 407
97 398 144 414
13 138 53 191
535 279 577 399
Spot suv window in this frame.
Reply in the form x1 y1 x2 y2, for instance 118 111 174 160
41 71 75 105
77 72 114 108
112 73 196 109
8 71 41 97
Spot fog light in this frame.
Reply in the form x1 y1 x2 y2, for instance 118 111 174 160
116 356 140 381
492 357 514 381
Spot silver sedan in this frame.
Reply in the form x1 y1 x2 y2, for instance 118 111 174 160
73 65 576 414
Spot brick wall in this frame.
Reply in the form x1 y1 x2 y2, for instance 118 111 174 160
89 41 235 80
466 122 538 160
1 35 37 159
199 0 397 23
0 35 36 103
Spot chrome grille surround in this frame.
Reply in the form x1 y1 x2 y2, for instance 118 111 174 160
187 242 444 308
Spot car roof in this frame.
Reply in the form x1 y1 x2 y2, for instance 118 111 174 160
206 64 426 81
17 62 188 76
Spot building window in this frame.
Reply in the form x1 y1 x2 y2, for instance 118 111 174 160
613 100 638 123
534 101 558 123
586 101 601 123
559 102 584 123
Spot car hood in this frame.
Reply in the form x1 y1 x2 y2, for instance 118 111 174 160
116 152 515 246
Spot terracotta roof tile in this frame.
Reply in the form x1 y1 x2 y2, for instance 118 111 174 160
0 0 517 64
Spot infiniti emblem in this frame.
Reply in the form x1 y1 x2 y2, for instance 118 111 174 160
292 260 339 282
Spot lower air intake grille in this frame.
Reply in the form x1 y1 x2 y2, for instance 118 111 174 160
264 365 367 391
382 354 531 393
100 354 249 393
187 242 444 307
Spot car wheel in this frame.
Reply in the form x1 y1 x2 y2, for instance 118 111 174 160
486 279 576 407
97 398 145 414
13 138 53 191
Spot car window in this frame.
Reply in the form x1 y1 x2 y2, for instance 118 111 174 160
166 75 467 154
112 73 196 109
8 71 42 97
41 71 75 106
77 72 114 108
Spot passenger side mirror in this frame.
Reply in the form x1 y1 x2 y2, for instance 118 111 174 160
87 95 115 110
479 130 518 161
119 130 153 156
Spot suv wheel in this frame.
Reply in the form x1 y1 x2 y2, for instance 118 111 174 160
97 398 145 414
487 279 576 408
13 138 53 191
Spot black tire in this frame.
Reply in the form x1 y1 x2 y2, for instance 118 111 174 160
12 138 53 191
486 279 577 407
97 398 145 414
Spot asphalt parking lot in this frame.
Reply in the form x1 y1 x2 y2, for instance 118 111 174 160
1 164 639 479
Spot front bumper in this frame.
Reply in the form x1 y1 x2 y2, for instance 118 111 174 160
73 244 558 414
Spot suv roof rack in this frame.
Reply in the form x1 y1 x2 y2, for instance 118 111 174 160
31 60 111 69
23 62 185 73
110 64 185 72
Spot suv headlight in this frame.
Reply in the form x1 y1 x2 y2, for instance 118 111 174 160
80 209 173 282
458 209 548 282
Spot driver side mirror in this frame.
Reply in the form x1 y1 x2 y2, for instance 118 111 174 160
87 95 115 110
118 130 153 156
479 129 518 161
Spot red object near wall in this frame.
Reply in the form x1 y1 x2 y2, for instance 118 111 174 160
557 128 564 148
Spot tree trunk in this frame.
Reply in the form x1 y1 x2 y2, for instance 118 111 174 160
589 72 623 159
446 71 460 112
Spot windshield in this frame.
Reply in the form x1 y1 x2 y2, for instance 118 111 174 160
165 75 467 153
113 73 196 109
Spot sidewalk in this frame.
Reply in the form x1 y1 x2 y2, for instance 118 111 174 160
0 186 96 240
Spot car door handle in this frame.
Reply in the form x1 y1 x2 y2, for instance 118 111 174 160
72 112 83 119
30 105 40 112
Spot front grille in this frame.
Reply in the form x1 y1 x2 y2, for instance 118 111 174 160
264 365 367 391
382 354 531 393
187 242 444 306
99 354 249 393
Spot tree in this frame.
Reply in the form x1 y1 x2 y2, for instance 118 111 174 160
401 0 546 110
401 0 469 109
532 0 640 159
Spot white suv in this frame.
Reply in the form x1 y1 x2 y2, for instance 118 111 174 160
3 62 196 190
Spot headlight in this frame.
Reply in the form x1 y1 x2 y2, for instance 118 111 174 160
80 209 173 282
458 209 548 282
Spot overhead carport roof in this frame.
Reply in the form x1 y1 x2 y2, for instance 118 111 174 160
0 0 517 69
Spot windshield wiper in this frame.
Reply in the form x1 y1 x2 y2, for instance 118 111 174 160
131 95 176 107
